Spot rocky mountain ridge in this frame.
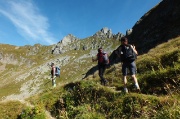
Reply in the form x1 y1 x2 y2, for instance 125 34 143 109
128 0 180 53
0 0 180 118
52 27 124 54
0 27 122 102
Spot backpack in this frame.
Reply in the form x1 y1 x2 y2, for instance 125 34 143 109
55 66 60 77
98 52 109 65
120 44 137 62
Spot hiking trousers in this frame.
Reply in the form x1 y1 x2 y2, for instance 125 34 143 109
98 64 107 85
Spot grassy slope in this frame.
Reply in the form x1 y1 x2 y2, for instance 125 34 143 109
0 44 54 98
0 37 118 98
14 37 180 119
0 37 120 118
0 101 25 119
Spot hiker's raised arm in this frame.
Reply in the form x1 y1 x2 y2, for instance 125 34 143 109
131 45 138 55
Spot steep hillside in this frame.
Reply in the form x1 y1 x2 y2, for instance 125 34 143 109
0 0 180 117
1 34 179 119
15 36 180 119
0 44 54 99
0 27 121 101
128 0 180 53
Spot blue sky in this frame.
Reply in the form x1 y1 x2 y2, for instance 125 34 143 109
0 0 161 46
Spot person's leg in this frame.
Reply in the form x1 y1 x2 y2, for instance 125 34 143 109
54 76 56 87
98 65 104 84
130 62 140 91
122 63 128 93
52 77 54 86
98 65 107 85
52 76 56 87
123 75 128 93
131 75 140 89
101 65 108 85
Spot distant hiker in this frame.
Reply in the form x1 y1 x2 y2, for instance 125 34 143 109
115 37 140 93
92 47 109 85
51 63 57 87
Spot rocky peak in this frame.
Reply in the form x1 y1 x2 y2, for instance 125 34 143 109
52 34 79 54
93 27 113 38
61 34 78 46
51 28 125 54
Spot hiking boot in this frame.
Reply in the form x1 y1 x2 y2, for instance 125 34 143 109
124 88 129 94
53 84 56 87
135 83 141 93
104 80 109 86
136 88 141 93
102 79 108 86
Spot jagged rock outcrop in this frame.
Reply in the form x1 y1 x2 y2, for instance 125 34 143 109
83 45 88 50
113 32 124 41
51 28 125 54
93 27 113 39
61 34 78 46
94 27 124 41
52 34 79 54
128 0 180 53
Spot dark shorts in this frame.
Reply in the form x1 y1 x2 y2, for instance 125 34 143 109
122 61 137 76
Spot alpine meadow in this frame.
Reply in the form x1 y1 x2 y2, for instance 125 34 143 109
0 0 180 119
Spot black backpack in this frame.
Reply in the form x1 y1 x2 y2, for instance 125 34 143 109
120 44 137 62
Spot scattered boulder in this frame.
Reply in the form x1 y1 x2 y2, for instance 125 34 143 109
83 45 88 50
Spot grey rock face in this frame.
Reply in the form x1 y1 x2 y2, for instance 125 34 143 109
51 28 124 54
61 34 78 46
52 34 79 54
83 45 88 50
0 53 19 65
107 29 113 38
113 32 124 41
93 27 113 38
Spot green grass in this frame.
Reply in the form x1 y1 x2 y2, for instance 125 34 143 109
0 36 180 118
36 36 179 118
0 101 25 119
26 80 180 119
135 37 180 95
